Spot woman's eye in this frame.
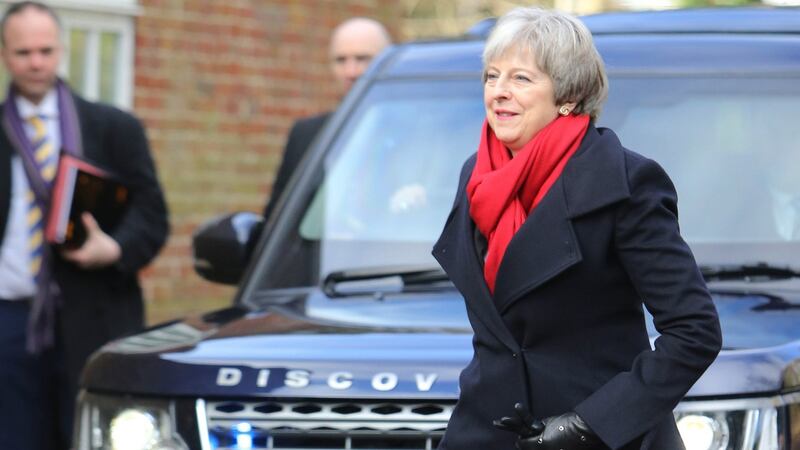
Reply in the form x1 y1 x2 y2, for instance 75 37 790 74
485 73 498 81
514 75 531 82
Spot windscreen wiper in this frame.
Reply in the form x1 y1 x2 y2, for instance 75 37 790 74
699 262 800 282
322 265 452 298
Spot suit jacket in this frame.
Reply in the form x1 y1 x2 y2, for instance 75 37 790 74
432 125 721 450
263 112 330 219
0 92 169 390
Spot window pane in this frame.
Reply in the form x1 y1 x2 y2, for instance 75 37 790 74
262 79 484 289
598 77 800 244
68 29 88 94
99 32 120 103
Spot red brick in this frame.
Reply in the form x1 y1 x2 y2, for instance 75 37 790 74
135 0 401 325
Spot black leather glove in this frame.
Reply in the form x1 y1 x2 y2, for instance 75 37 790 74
517 412 603 450
492 403 546 438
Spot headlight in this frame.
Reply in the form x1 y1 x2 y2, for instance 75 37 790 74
109 409 159 450
674 392 800 450
676 413 730 450
74 392 189 450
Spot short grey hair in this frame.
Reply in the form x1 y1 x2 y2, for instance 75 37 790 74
483 7 608 120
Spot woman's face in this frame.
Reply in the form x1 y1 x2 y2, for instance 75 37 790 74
483 51 560 154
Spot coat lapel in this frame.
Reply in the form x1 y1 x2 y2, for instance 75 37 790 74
493 125 631 313
433 158 520 353
561 126 631 219
493 175 581 313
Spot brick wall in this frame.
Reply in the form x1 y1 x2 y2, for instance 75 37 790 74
135 0 402 325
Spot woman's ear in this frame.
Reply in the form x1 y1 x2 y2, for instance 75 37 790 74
558 102 578 116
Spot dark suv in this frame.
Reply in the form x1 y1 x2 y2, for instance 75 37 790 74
74 8 800 450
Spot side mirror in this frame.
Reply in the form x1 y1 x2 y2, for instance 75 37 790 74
192 212 264 285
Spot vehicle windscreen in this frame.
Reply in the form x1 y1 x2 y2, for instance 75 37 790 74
256 74 800 292
603 76 800 245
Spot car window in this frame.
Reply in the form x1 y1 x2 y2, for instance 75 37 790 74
599 76 800 245
280 79 485 283
299 87 483 243
255 74 800 291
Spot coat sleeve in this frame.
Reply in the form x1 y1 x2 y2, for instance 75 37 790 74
106 111 169 274
573 154 722 449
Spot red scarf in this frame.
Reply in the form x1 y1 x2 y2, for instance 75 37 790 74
467 114 590 293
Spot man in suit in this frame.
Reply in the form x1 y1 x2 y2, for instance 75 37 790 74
263 17 391 218
0 2 169 449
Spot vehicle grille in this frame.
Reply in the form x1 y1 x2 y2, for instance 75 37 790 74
202 399 453 450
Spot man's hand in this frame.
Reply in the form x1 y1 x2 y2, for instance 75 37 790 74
61 213 121 269
517 412 603 450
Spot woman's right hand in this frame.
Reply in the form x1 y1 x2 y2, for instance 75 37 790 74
516 412 604 449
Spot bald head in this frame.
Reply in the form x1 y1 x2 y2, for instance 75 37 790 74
329 17 391 93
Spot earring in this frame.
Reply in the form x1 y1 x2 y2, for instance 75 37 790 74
559 105 570 116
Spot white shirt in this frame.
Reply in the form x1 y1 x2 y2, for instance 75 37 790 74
0 90 61 300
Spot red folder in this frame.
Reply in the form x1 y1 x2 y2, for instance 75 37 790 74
45 154 130 249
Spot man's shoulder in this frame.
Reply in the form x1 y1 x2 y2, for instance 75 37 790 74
292 111 332 133
73 94 143 129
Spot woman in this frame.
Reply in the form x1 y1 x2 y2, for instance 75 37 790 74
432 7 721 450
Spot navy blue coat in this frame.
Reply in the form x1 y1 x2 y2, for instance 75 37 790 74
432 124 721 450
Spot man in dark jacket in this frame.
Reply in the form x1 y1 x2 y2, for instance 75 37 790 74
0 3 169 449
263 17 391 219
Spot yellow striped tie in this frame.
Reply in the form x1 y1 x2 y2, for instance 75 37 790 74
27 115 57 277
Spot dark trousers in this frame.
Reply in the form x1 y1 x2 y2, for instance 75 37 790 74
0 300 72 450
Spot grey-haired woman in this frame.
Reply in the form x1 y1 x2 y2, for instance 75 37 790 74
432 6 721 449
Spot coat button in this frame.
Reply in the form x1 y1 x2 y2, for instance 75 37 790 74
512 353 517 358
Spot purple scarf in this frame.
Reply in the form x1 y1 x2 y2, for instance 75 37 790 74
1 78 83 353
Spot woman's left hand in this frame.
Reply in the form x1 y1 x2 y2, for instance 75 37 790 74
493 403 545 438
516 412 604 449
